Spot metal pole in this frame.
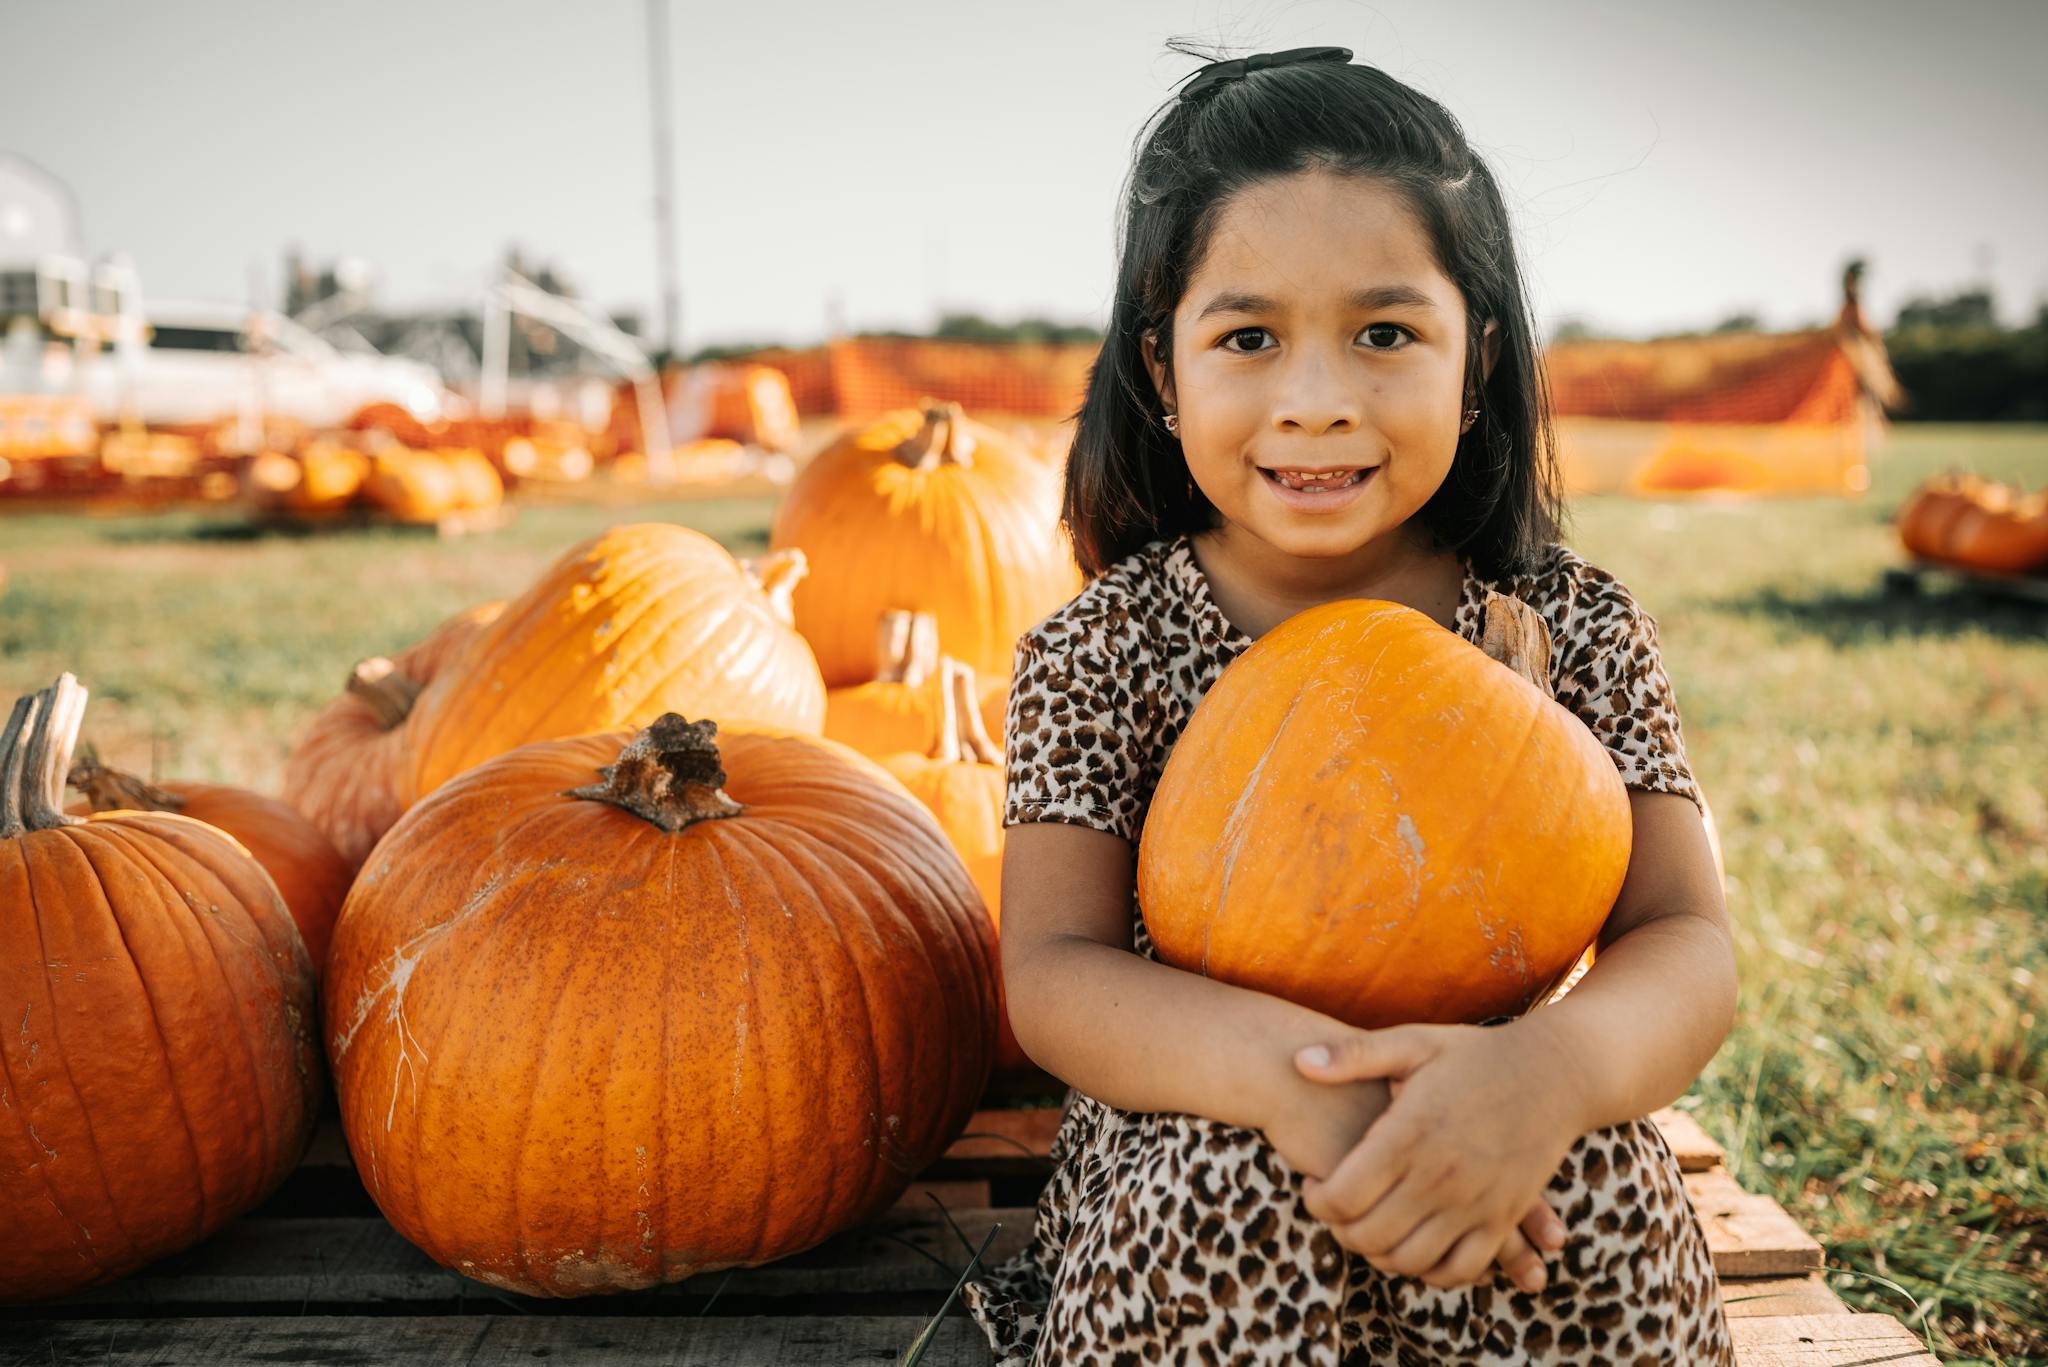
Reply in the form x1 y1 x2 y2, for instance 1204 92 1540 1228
646 0 682 358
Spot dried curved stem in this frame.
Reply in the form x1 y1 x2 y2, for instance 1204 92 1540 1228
17 675 88 833
567 714 745 831
932 659 1002 766
893 400 976 471
0 692 38 840
740 548 808 626
1479 593 1554 699
347 657 423 730
68 744 186 814
873 610 939 687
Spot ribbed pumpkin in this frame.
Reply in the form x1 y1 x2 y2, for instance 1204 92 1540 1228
68 747 351 974
246 441 369 515
439 448 505 511
1897 472 1986 560
1137 594 1633 1028
363 449 462 523
397 528 826 806
283 601 505 873
824 610 943 757
325 715 996 1297
879 659 1029 1072
1947 489 2048 573
769 401 1081 685
1 676 319 1303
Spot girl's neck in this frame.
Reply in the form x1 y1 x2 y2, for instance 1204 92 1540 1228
1190 521 1464 639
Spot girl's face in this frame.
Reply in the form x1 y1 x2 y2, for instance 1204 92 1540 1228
1145 168 1498 563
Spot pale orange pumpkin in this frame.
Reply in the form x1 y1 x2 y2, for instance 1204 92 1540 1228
1137 594 1633 1028
283 601 505 872
823 610 943 757
879 659 1030 1073
769 401 1081 685
1 676 319 1303
363 449 462 523
325 715 996 1296
68 747 350 974
396 529 826 806
438 448 504 512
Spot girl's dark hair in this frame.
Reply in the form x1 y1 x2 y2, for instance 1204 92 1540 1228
1064 42 1564 579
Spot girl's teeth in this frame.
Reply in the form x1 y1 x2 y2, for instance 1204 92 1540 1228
1271 469 1364 491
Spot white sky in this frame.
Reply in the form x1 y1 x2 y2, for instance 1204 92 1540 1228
4 0 2044 348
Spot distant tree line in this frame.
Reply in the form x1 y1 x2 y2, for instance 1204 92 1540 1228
1883 290 2047 422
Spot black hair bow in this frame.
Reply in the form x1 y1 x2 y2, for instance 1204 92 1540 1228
1176 45 1354 99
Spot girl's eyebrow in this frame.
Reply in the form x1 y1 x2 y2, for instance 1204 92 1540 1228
1193 284 1438 321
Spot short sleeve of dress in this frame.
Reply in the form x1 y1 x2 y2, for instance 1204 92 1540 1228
1002 620 1150 843
1548 564 1703 813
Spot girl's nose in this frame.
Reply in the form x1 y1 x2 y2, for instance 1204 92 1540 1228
1269 350 1362 435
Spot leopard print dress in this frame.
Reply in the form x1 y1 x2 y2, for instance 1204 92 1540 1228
961 534 1735 1366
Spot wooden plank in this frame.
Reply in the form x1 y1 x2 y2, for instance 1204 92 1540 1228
39 1202 1829 1318
1718 1275 1848 1319
1651 1106 1726 1171
1684 1169 1826 1277
1728 1313 1941 1365
36 1211 1035 1312
0 1316 992 1366
2 1310 1937 1367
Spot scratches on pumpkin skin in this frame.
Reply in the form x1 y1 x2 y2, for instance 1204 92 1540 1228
1212 691 1304 977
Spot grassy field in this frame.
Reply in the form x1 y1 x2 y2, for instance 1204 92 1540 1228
3 423 2045 1361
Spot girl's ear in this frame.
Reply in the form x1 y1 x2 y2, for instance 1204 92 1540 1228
1143 329 1177 412
1480 319 1503 384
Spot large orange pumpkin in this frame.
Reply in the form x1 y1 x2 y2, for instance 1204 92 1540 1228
283 601 505 872
68 748 351 975
1 676 319 1303
1137 594 1633 1028
769 402 1081 685
396 528 826 806
879 660 1030 1073
325 714 996 1297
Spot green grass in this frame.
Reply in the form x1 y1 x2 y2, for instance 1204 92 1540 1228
3 425 2045 1360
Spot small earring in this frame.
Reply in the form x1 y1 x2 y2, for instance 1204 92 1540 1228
1162 413 1180 436
1461 407 1480 431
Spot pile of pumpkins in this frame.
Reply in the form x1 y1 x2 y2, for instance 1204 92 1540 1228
1 399 1079 1302
245 438 505 525
3 394 1699 1304
1896 471 2048 575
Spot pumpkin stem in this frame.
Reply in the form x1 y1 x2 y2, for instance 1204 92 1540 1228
5 675 89 835
893 400 976 471
1479 593 1555 700
0 693 38 839
67 744 187 814
347 657 424 730
933 659 1003 766
567 713 744 832
740 548 808 626
873 610 939 687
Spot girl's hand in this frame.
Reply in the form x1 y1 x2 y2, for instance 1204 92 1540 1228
1262 1043 1570 1296
1293 1018 1587 1293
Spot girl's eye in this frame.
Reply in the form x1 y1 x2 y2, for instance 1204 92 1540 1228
1217 324 1413 353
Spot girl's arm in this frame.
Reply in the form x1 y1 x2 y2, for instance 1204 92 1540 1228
999 819 1391 1163
1512 788 1739 1134
1286 788 1735 1287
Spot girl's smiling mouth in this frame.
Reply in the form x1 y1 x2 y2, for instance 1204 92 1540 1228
1258 464 1379 509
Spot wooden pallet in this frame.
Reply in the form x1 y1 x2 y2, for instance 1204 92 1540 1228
1 1091 1935 1366
1883 556 2048 605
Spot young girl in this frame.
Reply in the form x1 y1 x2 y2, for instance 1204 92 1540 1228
962 46 1740 1366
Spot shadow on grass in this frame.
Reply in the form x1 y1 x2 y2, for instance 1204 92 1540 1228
1722 575 2048 645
